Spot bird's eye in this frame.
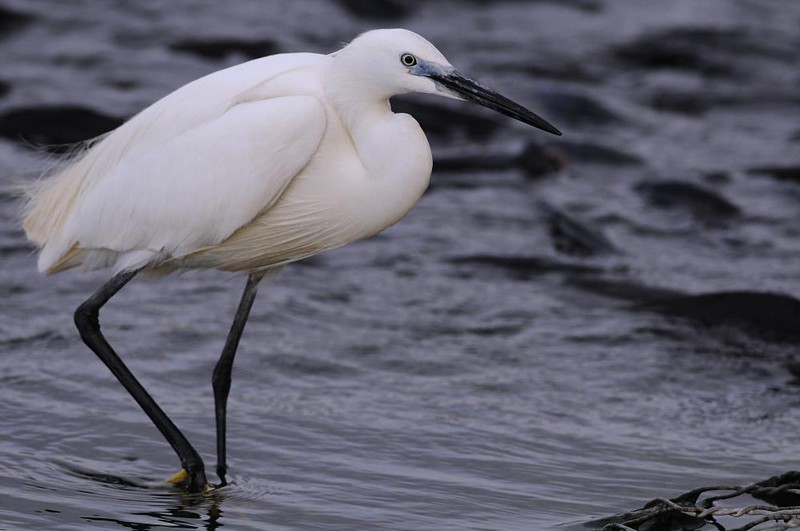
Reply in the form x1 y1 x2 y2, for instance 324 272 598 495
400 53 417 67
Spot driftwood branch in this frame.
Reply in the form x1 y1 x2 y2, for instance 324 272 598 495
588 471 800 531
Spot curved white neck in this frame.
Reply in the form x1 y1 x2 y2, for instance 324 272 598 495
323 63 433 237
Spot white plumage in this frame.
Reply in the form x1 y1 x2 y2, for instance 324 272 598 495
21 28 560 492
25 31 440 275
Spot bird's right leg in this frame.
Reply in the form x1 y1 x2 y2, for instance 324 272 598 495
73 268 208 493
212 272 265 487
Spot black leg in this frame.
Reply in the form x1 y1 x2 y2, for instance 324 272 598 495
74 269 207 492
212 272 264 487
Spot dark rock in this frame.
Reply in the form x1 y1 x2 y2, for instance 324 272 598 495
0 80 9 98
336 0 414 21
0 106 124 151
0 5 32 37
392 96 504 140
587 471 800 530
640 291 800 342
541 204 617 257
535 89 621 125
637 509 706 531
170 38 280 60
550 140 642 166
635 180 740 222
586 498 707 531
749 471 800 507
747 166 800 183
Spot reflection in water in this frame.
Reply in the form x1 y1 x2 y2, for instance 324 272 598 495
57 462 227 530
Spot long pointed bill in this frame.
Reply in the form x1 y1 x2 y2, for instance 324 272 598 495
428 70 562 136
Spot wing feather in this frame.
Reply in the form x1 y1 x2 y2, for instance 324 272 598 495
53 95 326 272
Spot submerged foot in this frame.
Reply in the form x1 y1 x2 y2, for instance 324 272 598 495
165 467 209 493
215 464 228 489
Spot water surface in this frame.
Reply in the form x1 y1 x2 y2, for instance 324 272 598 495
1 1 799 529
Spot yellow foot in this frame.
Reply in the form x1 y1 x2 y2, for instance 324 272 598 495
165 468 214 494
166 468 188 485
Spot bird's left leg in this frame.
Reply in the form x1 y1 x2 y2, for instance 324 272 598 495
74 268 208 492
212 271 266 487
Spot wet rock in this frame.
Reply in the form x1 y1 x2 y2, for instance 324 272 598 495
588 471 800 530
541 204 617 257
534 89 620 125
749 471 800 507
335 0 414 21
640 291 800 342
747 166 800 184
0 106 124 151
0 5 32 37
635 180 740 222
169 38 280 60
586 497 710 531
550 140 642 166
392 96 504 140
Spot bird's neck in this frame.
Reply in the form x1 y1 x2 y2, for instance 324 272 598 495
324 66 433 236
325 65 416 172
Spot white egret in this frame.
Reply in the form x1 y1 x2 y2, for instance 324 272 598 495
22 28 561 492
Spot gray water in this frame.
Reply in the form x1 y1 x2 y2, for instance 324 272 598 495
2 1 800 529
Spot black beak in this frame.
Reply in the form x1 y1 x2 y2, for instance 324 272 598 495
428 70 562 136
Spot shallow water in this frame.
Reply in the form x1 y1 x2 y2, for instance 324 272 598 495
2 0 800 529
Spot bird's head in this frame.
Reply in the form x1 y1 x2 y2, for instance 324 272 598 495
331 29 561 136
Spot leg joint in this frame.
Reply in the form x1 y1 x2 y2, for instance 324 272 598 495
74 300 99 331
212 363 232 395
